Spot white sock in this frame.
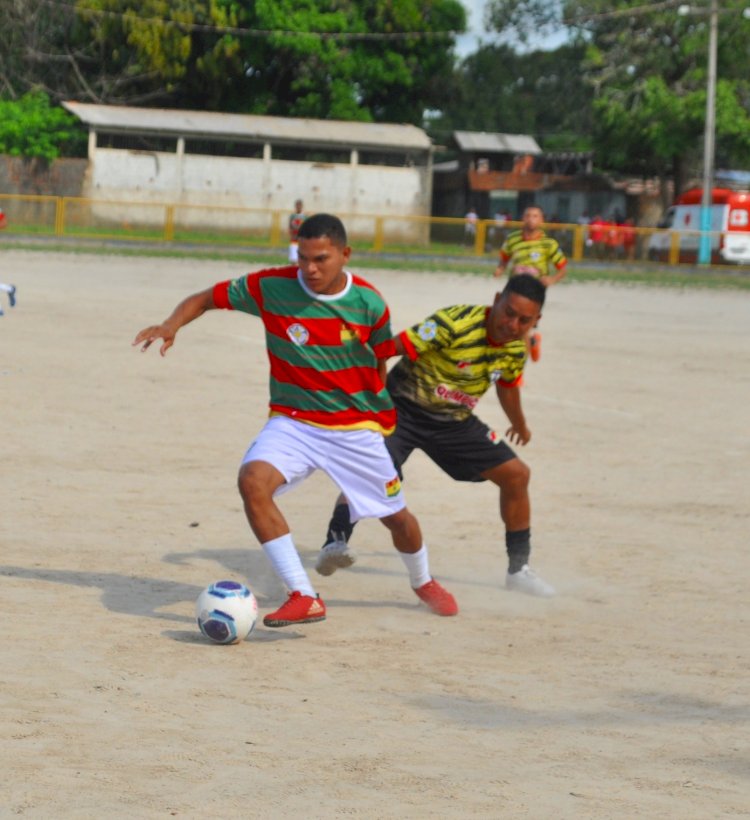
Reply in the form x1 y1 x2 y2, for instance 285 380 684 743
399 544 431 589
261 534 316 597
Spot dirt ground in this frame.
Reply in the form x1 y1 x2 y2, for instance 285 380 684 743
1 249 748 819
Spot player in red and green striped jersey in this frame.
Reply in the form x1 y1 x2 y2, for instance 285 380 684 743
133 213 456 628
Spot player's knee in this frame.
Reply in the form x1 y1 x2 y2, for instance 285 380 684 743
237 463 273 506
515 459 531 488
379 507 411 535
503 458 530 490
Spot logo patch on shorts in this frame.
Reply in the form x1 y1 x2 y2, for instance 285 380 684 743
487 429 500 444
417 319 438 342
385 476 402 497
287 323 310 345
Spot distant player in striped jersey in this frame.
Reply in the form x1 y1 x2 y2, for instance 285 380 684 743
318 274 555 598
133 213 456 628
287 198 306 263
494 206 567 362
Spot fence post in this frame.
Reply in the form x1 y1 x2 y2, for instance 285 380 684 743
572 225 584 261
164 205 175 242
270 211 281 247
475 221 487 255
668 231 680 265
55 197 65 237
373 217 384 252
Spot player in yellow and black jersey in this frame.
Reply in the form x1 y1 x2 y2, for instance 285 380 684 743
494 206 567 284
494 206 567 363
317 273 557 599
389 303 526 421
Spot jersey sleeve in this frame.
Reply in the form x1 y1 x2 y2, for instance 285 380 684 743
212 272 264 315
551 240 567 269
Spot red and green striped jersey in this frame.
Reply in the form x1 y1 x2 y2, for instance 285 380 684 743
212 265 396 434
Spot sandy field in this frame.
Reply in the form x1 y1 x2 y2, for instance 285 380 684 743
1 248 748 819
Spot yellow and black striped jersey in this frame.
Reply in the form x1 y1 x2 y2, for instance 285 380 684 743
388 304 526 421
499 229 566 277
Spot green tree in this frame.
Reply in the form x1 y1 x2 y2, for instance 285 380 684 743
486 0 750 194
426 41 593 152
1 0 466 123
0 92 85 161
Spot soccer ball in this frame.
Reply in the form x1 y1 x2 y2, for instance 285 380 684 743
195 580 258 644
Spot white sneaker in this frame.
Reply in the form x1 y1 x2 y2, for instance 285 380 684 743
505 565 555 597
315 539 356 576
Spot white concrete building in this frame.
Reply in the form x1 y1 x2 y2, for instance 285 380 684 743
63 102 433 242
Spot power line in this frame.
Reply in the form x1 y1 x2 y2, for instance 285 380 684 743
43 0 460 42
561 0 686 26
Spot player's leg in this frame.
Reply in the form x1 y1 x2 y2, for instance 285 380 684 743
0 282 12 314
481 458 554 597
238 417 326 627
378 506 458 617
424 414 554 597
324 427 456 616
317 414 417 576
316 491 358 576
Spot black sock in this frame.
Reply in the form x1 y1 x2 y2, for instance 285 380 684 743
324 503 355 547
506 528 530 573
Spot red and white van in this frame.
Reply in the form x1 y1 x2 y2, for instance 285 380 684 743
648 187 750 264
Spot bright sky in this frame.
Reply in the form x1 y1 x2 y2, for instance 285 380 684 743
456 0 569 58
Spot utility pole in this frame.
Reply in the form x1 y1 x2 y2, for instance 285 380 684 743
698 0 719 265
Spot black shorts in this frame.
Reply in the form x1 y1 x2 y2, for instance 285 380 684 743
386 395 516 483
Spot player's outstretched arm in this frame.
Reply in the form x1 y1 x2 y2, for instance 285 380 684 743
132 287 216 356
540 263 567 287
497 383 531 445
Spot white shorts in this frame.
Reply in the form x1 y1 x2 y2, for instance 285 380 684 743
241 415 406 522
288 242 299 263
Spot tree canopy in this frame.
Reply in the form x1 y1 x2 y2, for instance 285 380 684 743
485 0 750 192
427 41 593 153
0 0 466 124
0 92 85 161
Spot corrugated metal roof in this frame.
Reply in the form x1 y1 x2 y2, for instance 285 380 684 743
453 130 541 155
63 101 432 153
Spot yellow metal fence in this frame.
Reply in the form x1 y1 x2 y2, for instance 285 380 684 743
0 192 739 267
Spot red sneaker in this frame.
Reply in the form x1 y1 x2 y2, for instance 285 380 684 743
263 591 326 627
529 332 542 362
413 579 458 616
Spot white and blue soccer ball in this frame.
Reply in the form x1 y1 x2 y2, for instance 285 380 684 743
195 580 258 644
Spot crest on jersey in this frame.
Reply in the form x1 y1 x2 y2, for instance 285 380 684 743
286 323 310 345
417 319 438 341
340 324 360 343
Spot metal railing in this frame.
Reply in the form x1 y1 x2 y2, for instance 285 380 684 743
0 192 742 267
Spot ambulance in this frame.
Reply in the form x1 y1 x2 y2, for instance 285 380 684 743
647 187 750 264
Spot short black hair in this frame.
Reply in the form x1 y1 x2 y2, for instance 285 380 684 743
297 213 347 246
502 273 546 307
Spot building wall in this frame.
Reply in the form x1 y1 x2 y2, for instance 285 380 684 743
0 156 87 196
85 148 431 241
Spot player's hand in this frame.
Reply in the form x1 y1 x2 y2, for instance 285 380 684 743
132 324 176 356
493 265 504 278
506 424 531 446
